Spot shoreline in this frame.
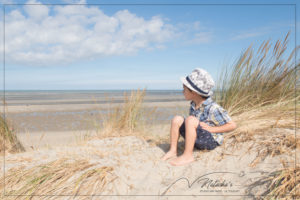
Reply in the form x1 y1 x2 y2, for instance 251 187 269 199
4 100 189 113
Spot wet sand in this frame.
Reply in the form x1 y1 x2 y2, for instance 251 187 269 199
3 91 189 149
5 101 189 133
3 90 189 133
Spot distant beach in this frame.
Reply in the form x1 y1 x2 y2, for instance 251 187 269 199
2 90 185 106
3 90 189 133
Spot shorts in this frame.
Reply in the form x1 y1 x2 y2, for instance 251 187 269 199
179 121 219 150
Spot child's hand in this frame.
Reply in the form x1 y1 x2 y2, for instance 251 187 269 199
199 122 212 132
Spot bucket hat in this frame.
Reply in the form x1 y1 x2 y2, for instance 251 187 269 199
180 68 214 97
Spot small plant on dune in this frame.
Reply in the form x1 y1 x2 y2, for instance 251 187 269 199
118 89 146 131
264 166 300 199
0 115 24 153
249 129 299 167
1 158 117 198
246 163 299 199
97 89 151 138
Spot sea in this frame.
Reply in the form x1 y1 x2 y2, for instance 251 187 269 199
2 90 184 106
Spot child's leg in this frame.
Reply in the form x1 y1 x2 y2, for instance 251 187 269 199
170 116 198 166
161 115 184 160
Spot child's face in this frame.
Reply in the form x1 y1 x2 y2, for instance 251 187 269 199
183 85 193 100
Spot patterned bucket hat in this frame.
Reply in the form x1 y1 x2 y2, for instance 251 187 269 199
180 68 215 97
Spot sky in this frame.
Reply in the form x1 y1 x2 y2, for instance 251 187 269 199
0 0 298 90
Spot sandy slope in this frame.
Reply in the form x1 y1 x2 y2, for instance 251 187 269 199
1 128 298 199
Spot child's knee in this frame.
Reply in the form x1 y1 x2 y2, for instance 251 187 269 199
185 116 199 128
171 115 184 126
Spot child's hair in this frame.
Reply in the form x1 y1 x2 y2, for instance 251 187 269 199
184 84 209 99
185 85 192 92
200 95 209 100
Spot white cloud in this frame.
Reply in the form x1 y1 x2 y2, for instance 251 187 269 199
191 32 212 44
231 22 294 41
2 2 176 66
0 0 14 4
24 0 49 21
177 21 213 44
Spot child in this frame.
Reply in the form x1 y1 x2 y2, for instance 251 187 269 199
161 68 236 166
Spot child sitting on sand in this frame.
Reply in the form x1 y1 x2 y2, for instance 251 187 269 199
161 68 237 166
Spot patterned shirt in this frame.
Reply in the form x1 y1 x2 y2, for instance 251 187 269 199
189 97 231 145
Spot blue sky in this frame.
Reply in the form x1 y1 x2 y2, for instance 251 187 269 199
0 0 298 90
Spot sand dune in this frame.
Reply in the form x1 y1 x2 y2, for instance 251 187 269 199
1 128 298 199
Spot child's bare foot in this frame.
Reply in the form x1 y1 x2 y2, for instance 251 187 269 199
169 154 194 166
161 151 177 161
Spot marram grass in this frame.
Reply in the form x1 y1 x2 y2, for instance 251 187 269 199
1 158 117 199
215 32 299 116
215 33 299 199
96 89 156 138
265 166 300 199
246 164 300 199
215 32 299 141
0 115 24 153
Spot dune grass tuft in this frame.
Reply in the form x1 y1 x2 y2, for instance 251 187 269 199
248 129 299 167
246 164 300 199
264 165 300 199
1 158 117 198
215 32 299 148
215 32 299 116
96 89 157 138
0 115 25 153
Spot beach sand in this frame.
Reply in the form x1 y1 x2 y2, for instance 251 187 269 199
1 99 298 198
5 101 189 132
2 128 298 199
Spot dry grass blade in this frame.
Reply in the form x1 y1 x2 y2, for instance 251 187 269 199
119 89 145 131
257 166 299 199
0 115 25 153
246 163 299 199
265 166 300 199
1 158 117 199
96 89 156 138
216 32 299 152
248 130 299 167
216 32 299 117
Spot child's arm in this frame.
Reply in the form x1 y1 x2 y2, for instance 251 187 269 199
199 121 237 133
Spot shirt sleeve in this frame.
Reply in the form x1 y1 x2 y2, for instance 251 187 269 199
210 105 231 126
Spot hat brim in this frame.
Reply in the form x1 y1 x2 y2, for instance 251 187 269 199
180 77 212 97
